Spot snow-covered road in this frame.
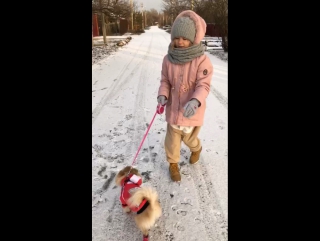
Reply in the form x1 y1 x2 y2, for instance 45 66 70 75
92 26 228 241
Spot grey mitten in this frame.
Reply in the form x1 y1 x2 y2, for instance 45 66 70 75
183 99 200 118
157 95 167 105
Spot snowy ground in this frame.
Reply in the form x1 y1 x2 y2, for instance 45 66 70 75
92 26 228 241
92 35 134 65
92 45 119 65
208 50 228 62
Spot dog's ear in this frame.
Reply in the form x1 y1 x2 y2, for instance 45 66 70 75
117 166 131 176
115 166 132 186
129 168 140 176
123 166 132 174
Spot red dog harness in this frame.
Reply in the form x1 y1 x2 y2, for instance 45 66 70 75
120 174 148 213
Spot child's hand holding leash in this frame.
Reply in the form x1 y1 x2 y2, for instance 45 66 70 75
157 95 167 114
157 95 167 105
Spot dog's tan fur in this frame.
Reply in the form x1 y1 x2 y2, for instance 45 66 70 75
115 166 162 236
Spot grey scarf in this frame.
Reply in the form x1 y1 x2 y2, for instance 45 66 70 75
167 43 205 64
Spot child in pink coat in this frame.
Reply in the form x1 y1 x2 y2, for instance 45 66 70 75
157 10 213 182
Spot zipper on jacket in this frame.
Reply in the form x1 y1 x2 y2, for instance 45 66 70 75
175 65 184 124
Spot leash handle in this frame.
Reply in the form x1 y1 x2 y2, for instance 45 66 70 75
130 104 165 167
156 103 166 114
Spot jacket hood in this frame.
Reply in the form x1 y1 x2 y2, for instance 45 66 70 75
171 10 206 45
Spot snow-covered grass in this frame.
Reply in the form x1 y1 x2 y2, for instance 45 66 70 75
92 46 119 65
208 50 228 62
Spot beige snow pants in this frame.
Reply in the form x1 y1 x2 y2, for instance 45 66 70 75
164 124 202 164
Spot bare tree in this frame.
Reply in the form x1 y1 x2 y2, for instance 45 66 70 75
162 0 189 24
208 0 228 51
92 0 131 19
145 9 160 26
161 0 219 25
92 0 131 41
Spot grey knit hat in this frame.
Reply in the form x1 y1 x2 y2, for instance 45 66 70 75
171 17 196 43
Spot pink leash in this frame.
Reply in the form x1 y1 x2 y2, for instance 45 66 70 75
128 104 165 173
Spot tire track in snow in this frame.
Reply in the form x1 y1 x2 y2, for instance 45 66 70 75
161 34 170 53
188 160 228 241
147 144 228 241
103 195 142 241
125 51 162 175
144 146 202 241
146 147 180 241
123 68 147 161
92 39 150 124
94 36 156 241
210 86 228 109
122 35 153 161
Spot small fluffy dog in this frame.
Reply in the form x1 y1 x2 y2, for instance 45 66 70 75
115 166 162 241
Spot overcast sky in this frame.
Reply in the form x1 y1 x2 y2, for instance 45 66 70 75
137 0 163 12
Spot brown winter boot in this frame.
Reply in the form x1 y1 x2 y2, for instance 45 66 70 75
190 147 202 164
169 163 181 182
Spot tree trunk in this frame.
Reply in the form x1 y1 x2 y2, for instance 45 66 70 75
99 0 107 46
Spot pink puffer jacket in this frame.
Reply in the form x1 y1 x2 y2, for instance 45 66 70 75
158 10 213 126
